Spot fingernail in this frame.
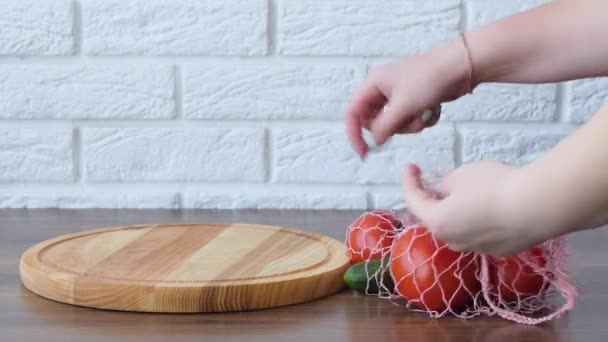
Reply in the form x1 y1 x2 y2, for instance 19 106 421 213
406 162 421 174
421 109 433 122
359 146 368 160
363 133 381 154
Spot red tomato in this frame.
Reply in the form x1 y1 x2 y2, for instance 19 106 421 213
346 210 401 264
489 247 550 302
390 226 481 312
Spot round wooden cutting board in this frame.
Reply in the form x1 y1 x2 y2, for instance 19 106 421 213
20 223 351 313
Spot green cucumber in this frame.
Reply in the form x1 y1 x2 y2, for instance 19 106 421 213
343 257 394 294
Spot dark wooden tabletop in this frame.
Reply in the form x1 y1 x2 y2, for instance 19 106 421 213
2 209 608 342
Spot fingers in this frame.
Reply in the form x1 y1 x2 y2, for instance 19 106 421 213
383 104 442 138
400 115 428 134
402 163 462 249
445 242 470 253
344 69 443 156
369 97 412 145
344 79 387 157
402 163 441 225
344 110 367 157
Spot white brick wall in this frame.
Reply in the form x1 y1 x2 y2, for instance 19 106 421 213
83 0 268 56
84 128 265 182
461 127 573 165
0 0 606 210
278 0 461 56
184 63 364 120
0 128 74 182
442 83 557 121
0 65 175 119
272 126 454 184
0 0 74 56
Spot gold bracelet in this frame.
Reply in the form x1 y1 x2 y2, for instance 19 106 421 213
460 33 474 94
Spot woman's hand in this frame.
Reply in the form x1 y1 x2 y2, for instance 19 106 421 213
401 161 556 256
344 0 608 159
401 102 608 257
343 40 471 158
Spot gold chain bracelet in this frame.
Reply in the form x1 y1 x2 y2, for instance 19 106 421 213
460 33 474 94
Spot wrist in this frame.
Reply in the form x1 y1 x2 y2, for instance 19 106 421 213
462 27 508 85
498 165 573 242
427 35 477 98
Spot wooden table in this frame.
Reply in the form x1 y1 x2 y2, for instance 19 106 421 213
2 209 608 342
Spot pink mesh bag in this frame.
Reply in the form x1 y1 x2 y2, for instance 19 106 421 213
345 210 578 325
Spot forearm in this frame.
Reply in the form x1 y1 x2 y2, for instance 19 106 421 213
436 0 608 86
506 105 608 238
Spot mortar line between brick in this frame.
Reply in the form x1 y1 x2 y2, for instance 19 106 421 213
366 192 374 210
555 82 570 123
268 0 278 55
460 0 470 32
79 146 86 184
265 128 273 183
174 65 184 122
73 0 84 56
453 124 463 166
175 192 184 209
72 128 80 183
172 64 185 198
73 1 84 185
0 119 346 128
0 120 578 131
0 183 399 192
0 56 382 64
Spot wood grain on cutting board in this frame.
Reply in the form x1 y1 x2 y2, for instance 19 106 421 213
20 223 350 313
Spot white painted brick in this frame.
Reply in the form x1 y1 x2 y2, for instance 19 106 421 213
84 128 265 182
184 190 367 209
373 192 406 211
83 0 267 56
0 1 580 211
570 78 608 123
462 127 572 165
184 63 363 120
279 0 460 56
470 0 551 28
443 83 556 121
0 128 73 182
0 0 74 55
273 126 455 184
0 65 175 119
0 192 179 209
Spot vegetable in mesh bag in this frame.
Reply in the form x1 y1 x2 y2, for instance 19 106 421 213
344 210 578 324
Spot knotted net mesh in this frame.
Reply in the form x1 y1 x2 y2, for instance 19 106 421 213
344 210 578 325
